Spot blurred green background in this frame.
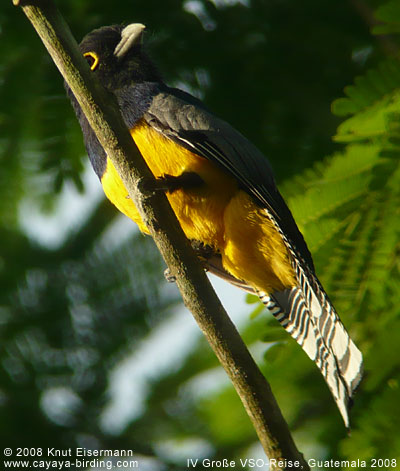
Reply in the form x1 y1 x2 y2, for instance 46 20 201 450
1 0 400 469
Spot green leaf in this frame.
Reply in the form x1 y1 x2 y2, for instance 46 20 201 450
249 301 265 319
331 59 400 119
263 343 286 362
334 93 400 142
261 326 289 343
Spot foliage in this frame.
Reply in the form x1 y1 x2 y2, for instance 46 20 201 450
0 0 399 470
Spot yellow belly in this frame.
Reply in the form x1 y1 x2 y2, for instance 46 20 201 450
100 120 296 293
222 191 296 292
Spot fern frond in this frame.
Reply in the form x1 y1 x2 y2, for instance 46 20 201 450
334 92 400 142
332 59 400 119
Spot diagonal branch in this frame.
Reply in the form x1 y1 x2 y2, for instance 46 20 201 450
13 0 309 468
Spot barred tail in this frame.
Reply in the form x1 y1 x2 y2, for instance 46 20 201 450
259 277 363 427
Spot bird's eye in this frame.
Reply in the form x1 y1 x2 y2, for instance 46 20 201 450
84 52 99 71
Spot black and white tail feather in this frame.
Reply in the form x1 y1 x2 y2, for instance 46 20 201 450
259 213 363 427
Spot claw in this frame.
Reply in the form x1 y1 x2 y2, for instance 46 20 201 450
164 268 177 283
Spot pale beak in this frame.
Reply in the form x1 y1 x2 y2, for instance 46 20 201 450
114 23 146 59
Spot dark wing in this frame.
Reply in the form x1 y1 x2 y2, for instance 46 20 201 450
116 85 363 426
140 86 315 272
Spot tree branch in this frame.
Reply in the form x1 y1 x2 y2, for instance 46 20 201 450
13 0 309 468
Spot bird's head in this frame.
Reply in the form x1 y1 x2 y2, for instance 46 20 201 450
79 23 162 90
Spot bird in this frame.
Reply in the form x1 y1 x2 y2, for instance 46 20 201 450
66 23 363 427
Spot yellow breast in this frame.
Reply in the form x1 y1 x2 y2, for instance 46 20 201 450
101 119 238 248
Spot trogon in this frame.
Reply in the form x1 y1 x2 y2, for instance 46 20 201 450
66 23 363 426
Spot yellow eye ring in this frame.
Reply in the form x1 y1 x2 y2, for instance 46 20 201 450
84 52 99 71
